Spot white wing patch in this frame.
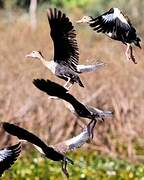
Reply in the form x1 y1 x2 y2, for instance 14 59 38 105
103 13 114 22
106 32 113 37
113 8 129 25
103 8 129 25
0 149 12 162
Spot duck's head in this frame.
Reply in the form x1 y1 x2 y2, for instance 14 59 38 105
76 16 93 23
25 51 44 60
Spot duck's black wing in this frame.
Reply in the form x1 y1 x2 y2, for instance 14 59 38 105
33 79 68 98
33 79 92 119
47 8 79 71
2 122 67 162
90 8 131 38
0 142 21 176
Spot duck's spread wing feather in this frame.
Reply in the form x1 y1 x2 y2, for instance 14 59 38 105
53 128 90 154
33 79 91 118
33 79 68 98
0 142 21 176
90 8 131 35
47 8 79 71
2 122 64 161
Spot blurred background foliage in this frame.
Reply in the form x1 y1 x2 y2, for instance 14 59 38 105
0 0 143 16
0 0 144 179
2 150 144 179
0 0 144 31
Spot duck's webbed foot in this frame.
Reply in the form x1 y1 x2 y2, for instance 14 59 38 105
61 160 69 178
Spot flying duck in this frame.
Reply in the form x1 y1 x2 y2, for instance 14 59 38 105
26 8 105 90
77 8 141 64
0 142 21 176
33 79 113 137
2 122 93 177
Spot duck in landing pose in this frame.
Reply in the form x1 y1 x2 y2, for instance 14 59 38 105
3 122 94 177
26 8 105 90
77 8 141 64
33 79 113 138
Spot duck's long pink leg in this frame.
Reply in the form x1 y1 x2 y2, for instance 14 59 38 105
125 44 137 64
125 44 131 60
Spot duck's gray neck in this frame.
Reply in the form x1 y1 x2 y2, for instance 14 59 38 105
39 56 49 67
39 57 57 74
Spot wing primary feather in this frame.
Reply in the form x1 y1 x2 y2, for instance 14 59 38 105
2 122 70 162
0 142 21 177
47 8 79 71
33 79 91 119
3 122 74 177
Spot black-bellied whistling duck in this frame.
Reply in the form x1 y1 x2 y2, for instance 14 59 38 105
77 8 141 64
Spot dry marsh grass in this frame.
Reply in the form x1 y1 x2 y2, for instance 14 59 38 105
0 14 144 161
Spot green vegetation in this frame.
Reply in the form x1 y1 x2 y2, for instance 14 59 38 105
0 0 90 9
2 150 144 179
